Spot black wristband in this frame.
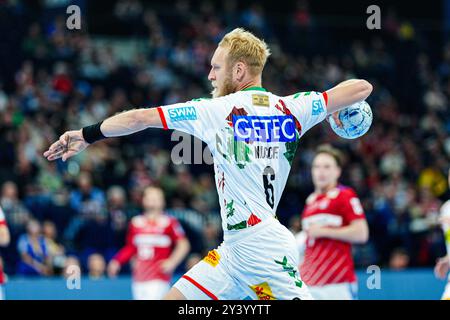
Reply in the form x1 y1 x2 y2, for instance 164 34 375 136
82 121 106 144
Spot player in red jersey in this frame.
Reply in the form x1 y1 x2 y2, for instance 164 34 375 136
0 206 11 300
299 145 369 300
107 186 190 300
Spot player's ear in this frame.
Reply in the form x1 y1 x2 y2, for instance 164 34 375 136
234 61 246 82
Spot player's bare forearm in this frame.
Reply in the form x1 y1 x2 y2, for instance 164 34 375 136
100 108 163 137
310 220 369 244
0 226 10 246
168 238 191 267
334 79 362 88
335 220 369 243
44 107 163 161
326 79 373 114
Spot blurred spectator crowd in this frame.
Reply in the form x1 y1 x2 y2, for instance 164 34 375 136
0 0 449 279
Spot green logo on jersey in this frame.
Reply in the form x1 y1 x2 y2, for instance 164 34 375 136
227 220 247 231
283 131 300 165
225 200 235 218
274 256 303 288
274 256 294 271
293 92 311 99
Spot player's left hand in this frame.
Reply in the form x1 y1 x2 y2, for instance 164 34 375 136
306 225 330 239
160 259 177 274
107 260 121 278
43 129 89 162
434 256 450 280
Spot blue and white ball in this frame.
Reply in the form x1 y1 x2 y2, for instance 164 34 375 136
329 100 373 139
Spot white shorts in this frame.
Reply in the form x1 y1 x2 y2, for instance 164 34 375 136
442 280 450 300
132 280 171 300
173 218 313 300
308 282 358 300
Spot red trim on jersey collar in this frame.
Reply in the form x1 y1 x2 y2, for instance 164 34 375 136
322 91 328 106
157 107 168 130
182 275 218 300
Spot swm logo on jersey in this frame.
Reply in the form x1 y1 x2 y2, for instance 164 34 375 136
312 99 324 116
168 106 197 122
233 115 296 142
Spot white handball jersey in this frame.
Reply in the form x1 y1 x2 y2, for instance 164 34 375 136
157 87 328 236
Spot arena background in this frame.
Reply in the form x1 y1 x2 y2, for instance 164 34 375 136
0 0 449 299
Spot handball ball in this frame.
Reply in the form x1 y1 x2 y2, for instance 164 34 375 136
329 100 373 139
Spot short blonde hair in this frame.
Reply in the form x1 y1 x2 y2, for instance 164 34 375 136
315 144 344 168
218 28 271 76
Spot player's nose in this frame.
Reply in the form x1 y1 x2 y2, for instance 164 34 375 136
208 68 215 81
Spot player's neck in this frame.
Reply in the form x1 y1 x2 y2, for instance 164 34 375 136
144 211 163 219
236 78 262 92
316 184 337 195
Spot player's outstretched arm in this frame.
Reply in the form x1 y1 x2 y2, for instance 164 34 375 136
307 219 369 244
326 79 373 114
160 238 191 274
43 108 162 162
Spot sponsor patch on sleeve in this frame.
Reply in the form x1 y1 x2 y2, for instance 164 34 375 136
168 106 198 122
312 99 325 115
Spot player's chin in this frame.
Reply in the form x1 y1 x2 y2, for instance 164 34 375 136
211 88 219 98
316 182 330 190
